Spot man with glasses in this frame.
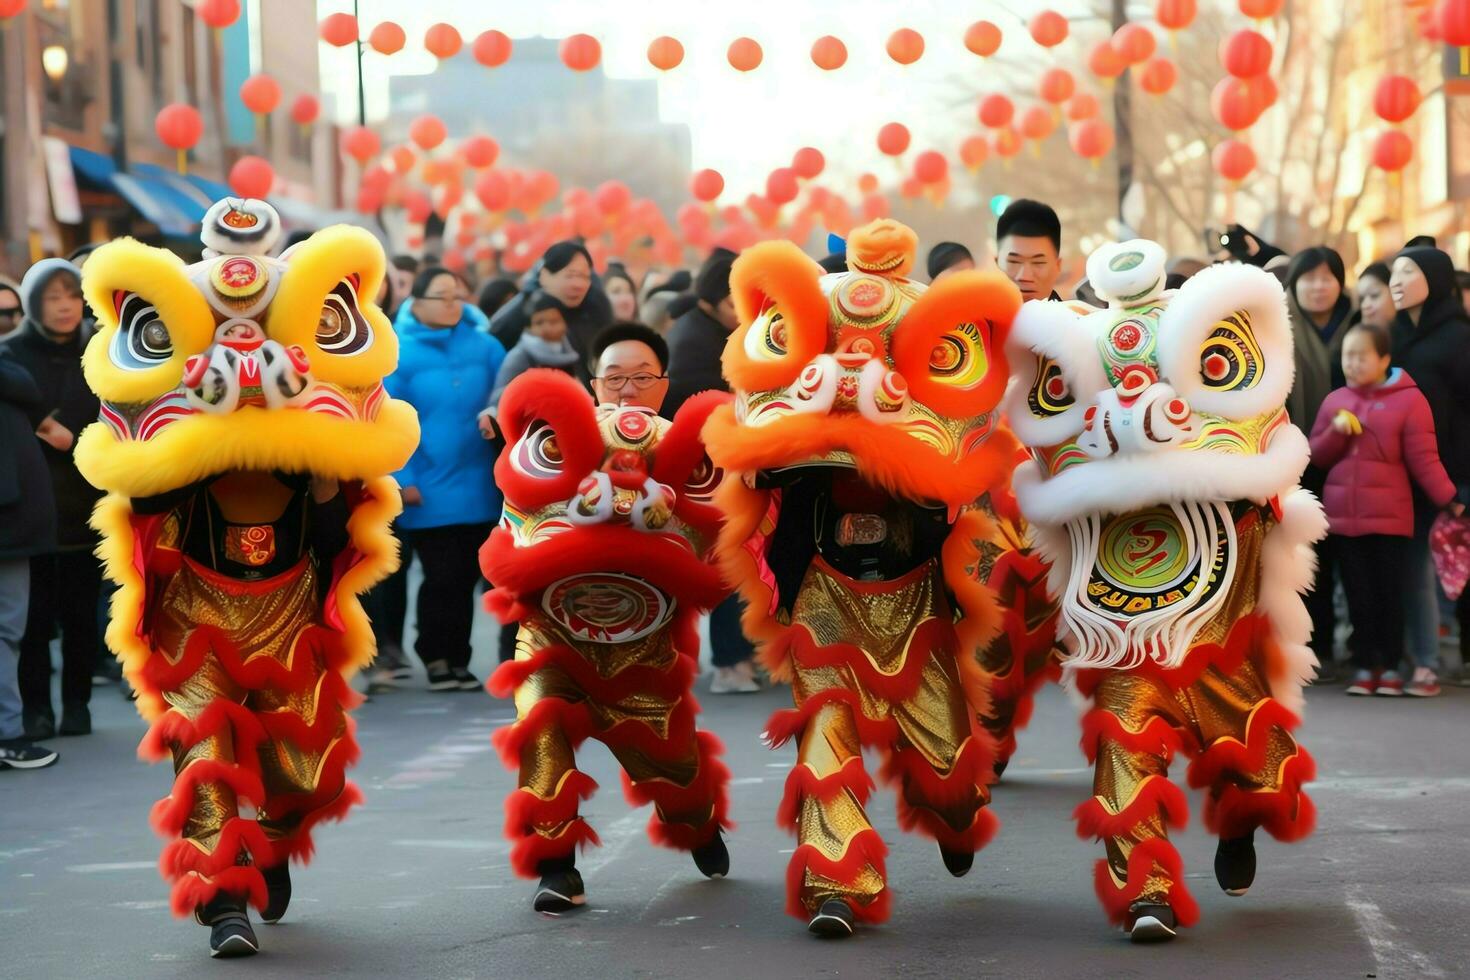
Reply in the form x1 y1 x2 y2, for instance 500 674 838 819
589 323 671 413
0 280 21 340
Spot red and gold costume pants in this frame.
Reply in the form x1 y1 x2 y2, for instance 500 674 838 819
137 557 360 916
489 610 731 877
763 558 997 924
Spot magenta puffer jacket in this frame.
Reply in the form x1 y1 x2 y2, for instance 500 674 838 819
1310 369 1457 537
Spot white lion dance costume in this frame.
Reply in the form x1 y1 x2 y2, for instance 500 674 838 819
1004 242 1323 941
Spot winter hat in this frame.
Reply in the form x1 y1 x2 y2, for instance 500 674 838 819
19 258 82 328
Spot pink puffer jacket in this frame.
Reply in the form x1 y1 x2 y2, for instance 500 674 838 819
1310 369 1457 537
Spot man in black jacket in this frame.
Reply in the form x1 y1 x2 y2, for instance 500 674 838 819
662 248 738 420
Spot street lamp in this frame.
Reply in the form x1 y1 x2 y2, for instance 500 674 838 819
42 44 69 82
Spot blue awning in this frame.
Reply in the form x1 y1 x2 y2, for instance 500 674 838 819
68 145 117 187
65 145 200 239
184 173 233 206
132 162 214 222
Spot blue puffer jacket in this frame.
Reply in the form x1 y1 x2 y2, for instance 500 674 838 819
386 302 506 531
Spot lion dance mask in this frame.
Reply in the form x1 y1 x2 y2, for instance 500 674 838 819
704 220 1056 934
1005 241 1323 939
482 370 732 898
77 200 417 918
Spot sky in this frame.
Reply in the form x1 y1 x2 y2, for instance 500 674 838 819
312 0 1105 201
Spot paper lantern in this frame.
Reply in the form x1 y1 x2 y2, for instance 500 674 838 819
197 0 240 30
964 21 1002 57
1139 57 1177 96
958 135 989 171
792 147 825 179
887 28 925 65
1212 77 1265 131
442 249 466 273
390 144 415 174
857 172 879 194
912 150 947 184
228 156 274 199
1029 10 1069 48
1372 130 1413 172
1220 29 1272 78
238 74 280 115
648 35 684 71
746 194 778 228
560 33 601 71
361 165 392 193
1238 0 1284 18
993 127 1024 159
424 23 461 60
1070 120 1115 162
1440 0 1470 47
340 125 380 164
1067 93 1101 121
368 21 405 56
811 35 847 70
1112 23 1156 64
472 30 512 67
475 171 511 211
862 193 889 221
594 180 632 214
691 168 725 202
877 122 911 156
1155 0 1197 32
728 37 762 72
1374 75 1422 123
1021 105 1057 142
318 13 357 48
356 185 384 214
1039 68 1076 105
1088 40 1126 80
766 167 799 205
155 103 203 172
461 135 499 168
409 115 447 151
1244 73 1279 109
527 170 560 209
289 93 320 126
978 93 1015 129
1212 139 1257 181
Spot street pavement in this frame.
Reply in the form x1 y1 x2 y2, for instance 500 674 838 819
4 628 1470 979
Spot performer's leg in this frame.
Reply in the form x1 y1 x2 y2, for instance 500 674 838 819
605 703 731 860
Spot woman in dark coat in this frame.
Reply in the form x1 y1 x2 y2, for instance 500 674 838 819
488 242 612 377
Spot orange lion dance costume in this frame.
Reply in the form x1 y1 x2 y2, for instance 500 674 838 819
482 369 733 913
704 220 1052 936
1005 240 1324 941
76 200 417 956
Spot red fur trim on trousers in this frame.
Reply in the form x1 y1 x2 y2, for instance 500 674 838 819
776 757 875 831
1092 837 1200 928
138 700 268 764
488 642 697 703
150 760 266 838
1070 612 1269 700
1073 775 1189 840
504 771 601 878
269 780 365 864
785 828 891 924
1079 709 1187 763
1184 698 1304 790
620 731 733 851
1204 752 1317 842
510 821 601 880
883 737 998 851
168 866 268 918
762 689 899 750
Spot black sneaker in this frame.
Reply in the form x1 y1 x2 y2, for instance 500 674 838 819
1124 900 1178 943
261 862 291 923
453 667 481 692
1214 830 1256 896
58 704 91 736
533 857 586 915
691 832 729 879
22 709 55 741
938 843 974 878
390 663 415 681
807 897 855 938
0 738 59 770
426 661 458 692
198 893 259 958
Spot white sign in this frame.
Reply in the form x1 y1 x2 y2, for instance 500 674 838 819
41 136 83 226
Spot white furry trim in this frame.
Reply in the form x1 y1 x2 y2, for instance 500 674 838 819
1157 262 1295 419
1004 301 1110 448
1012 422 1311 528
1258 487 1328 714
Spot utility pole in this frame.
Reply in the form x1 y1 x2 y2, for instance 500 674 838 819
1112 0 1133 230
354 0 366 127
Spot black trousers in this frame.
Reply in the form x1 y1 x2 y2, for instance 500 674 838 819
403 523 491 671
709 593 754 668
1336 533 1409 673
19 549 103 714
362 523 411 660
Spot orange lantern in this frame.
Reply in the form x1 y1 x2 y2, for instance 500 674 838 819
877 122 911 156
424 23 462 60
1029 10 1069 48
1211 77 1264 131
1070 119 1115 163
862 193 889 221
594 180 632 215
1039 68 1076 105
560 33 601 71
409 114 447 151
1112 23 1156 64
340 126 380 164
993 127 1024 159
1088 40 1126 81
1212 139 1257 181
1220 29 1272 78
1067 92 1101 121
197 0 240 30
228 155 275 198
238 73 281 115
964 21 1002 57
369 22 405 56
318 13 358 48
792 147 825 179
356 185 385 214
728 37 762 72
960 135 990 171
691 168 725 202
527 170 560 210
468 31 511 68
912 150 947 184
978 93 1015 129
475 171 511 211
461 135 499 168
766 167 799 205
1238 0 1284 18
1374 75 1422 123
1372 130 1413 172
1139 57 1177 95
887 28 925 65
1156 0 1198 31
811 35 847 70
1020 105 1057 142
390 144 415 174
1246 73 1279 109
857 172 880 194
154 103 203 173
648 35 684 71
289 93 320 126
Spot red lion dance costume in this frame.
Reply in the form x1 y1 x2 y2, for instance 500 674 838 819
704 220 1054 937
1004 240 1324 941
482 370 733 913
76 200 417 957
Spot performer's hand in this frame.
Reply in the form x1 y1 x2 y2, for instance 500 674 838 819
36 416 74 451
309 475 340 503
401 485 423 507
477 409 499 441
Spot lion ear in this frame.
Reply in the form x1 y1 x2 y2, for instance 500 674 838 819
723 241 830 394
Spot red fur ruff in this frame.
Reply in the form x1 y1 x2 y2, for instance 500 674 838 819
880 735 995 812
168 866 268 918
765 614 956 707
621 731 734 851
487 637 698 703
761 689 900 750
1070 612 1270 700
1091 837 1201 928
1203 752 1317 842
159 818 273 883
1073 775 1190 840
504 771 601 878
510 821 602 880
150 760 266 838
1184 697 1305 791
1079 709 1188 764
784 828 892 924
776 757 875 831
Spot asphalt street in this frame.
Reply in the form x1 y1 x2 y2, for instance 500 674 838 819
4 618 1470 979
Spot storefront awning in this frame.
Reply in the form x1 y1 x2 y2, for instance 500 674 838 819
65 146 202 240
183 174 234 206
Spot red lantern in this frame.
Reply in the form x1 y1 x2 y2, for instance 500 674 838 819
1244 73 1279 109
369 21 405 56
1112 23 1156 64
442 250 466 274
862 193 889 221
877 122 911 156
424 23 462 60
318 13 358 48
1020 105 1057 142
155 103 203 172
960 135 990 171
1374 75 1422 123
1372 130 1413 172
766 167 799 205
912 150 947 184
473 30 512 68
594 180 632 215
560 33 601 71
1155 0 1197 31
197 0 240 30
289 93 320 126
1211 77 1265 131
887 28 924 65
356 185 385 214
811 35 847 70
228 156 274 199
1238 0 1284 18
1220 29 1272 78
965 21 1002 57
978 93 1015 129
993 127 1024 159
691 168 725 202
1070 120 1115 162
1138 58 1177 96
527 170 560 209
728 37 762 72
1440 0 1470 46
409 115 447 151
1039 68 1076 105
340 126 380 164
461 135 499 168
792 147 825 179
648 35 683 71
746 194 778 228
361 165 392 193
1088 40 1126 80
390 144 415 174
238 74 281 115
1029 10 1069 48
475 171 511 211
1212 139 1257 181
1067 93 1101 121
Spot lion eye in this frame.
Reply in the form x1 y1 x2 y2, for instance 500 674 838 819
314 280 372 355
108 293 174 370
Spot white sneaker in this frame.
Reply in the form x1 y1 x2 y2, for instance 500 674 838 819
710 666 760 694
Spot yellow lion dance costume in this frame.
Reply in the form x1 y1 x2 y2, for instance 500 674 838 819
76 200 417 951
